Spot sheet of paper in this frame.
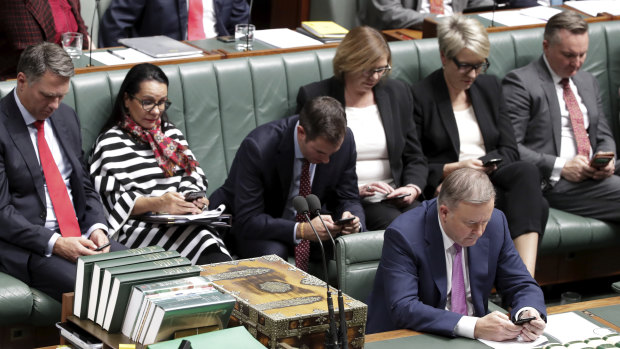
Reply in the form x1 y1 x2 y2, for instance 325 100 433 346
478 10 547 27
87 48 204 66
150 204 225 220
564 0 620 16
544 312 602 344
478 335 548 349
254 29 324 49
519 6 562 21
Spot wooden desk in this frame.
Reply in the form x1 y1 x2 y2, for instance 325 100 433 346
365 296 620 344
382 29 423 41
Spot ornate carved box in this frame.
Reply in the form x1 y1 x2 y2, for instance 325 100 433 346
200 255 367 348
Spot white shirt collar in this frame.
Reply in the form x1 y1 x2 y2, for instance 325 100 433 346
13 89 38 126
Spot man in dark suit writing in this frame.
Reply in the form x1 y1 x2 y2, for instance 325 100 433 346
366 168 546 341
210 96 364 270
0 42 123 301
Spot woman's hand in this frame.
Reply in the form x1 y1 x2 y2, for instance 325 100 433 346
444 159 487 178
384 186 419 207
156 192 202 215
359 181 394 197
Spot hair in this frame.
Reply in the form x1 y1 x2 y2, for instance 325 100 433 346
544 11 588 45
101 63 170 133
437 15 490 61
437 168 496 209
299 96 347 145
332 26 391 80
17 42 74 83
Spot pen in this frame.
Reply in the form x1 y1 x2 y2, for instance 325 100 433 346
107 49 125 60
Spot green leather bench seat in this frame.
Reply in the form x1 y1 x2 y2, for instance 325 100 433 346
0 20 619 325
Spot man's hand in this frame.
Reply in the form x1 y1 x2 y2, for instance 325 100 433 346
592 158 615 180
53 236 100 262
90 229 110 253
562 155 594 182
339 211 360 235
298 215 336 241
518 309 546 342
474 311 522 341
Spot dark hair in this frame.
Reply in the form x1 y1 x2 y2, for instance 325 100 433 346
100 63 170 133
298 96 346 145
17 42 74 83
544 11 588 45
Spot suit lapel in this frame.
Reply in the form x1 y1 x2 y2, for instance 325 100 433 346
276 120 296 204
426 202 448 306
469 82 494 153
434 71 461 157
572 73 598 147
25 0 56 41
536 57 562 155
467 235 489 316
374 83 396 165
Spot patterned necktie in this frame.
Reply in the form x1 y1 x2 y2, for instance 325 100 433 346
295 159 311 271
429 0 444 14
561 78 591 157
187 0 206 40
451 243 467 315
34 120 81 237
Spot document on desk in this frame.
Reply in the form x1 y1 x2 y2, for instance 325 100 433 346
86 48 203 66
519 6 562 21
478 335 548 349
564 0 620 16
544 312 603 343
254 29 323 48
478 10 547 27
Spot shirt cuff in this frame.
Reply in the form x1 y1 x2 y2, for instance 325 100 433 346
405 184 422 198
550 157 566 185
454 315 478 339
293 222 301 245
86 224 109 239
46 233 61 257
515 307 539 321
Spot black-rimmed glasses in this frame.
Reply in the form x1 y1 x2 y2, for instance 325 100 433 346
362 64 392 78
130 95 172 112
452 58 490 74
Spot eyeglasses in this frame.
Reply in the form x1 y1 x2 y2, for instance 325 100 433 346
130 95 172 112
452 58 490 74
362 64 392 78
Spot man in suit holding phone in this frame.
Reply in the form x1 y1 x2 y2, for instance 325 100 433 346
0 42 124 301
210 96 364 270
502 11 620 222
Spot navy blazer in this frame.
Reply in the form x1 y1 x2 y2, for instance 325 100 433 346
99 0 250 47
210 115 365 244
412 69 519 198
366 199 546 335
0 91 107 283
297 76 428 192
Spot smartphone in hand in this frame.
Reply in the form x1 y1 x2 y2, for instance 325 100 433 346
513 316 536 325
184 191 206 202
334 217 355 225
483 158 503 167
589 152 614 169
380 193 412 202
94 242 111 251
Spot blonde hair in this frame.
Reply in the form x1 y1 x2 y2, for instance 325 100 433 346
333 26 391 79
437 15 490 61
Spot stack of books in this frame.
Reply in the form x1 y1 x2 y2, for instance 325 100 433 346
72 247 235 346
297 21 349 43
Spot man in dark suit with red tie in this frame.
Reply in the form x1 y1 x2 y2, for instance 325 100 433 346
0 42 123 301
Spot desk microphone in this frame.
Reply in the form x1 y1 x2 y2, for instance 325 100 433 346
306 194 348 349
293 196 338 349
87 0 100 67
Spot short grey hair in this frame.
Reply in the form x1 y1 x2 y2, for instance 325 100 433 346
437 168 495 209
544 11 588 45
437 15 490 61
17 42 74 83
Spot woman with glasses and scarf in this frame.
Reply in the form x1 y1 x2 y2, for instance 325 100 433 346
90 63 231 264
412 16 547 276
297 26 428 231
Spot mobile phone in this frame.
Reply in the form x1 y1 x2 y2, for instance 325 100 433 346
513 316 536 325
380 193 412 202
216 35 235 43
483 158 503 167
589 151 614 169
334 217 355 225
184 191 206 202
56 321 103 349
94 242 110 251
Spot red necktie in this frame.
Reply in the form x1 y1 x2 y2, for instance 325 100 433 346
429 0 444 14
295 159 311 271
561 78 591 157
451 244 467 315
187 0 206 40
35 120 81 237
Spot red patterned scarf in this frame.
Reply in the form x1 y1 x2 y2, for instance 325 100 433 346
120 115 198 177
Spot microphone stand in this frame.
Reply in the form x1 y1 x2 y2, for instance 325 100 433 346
306 195 348 349
88 0 100 67
245 0 254 51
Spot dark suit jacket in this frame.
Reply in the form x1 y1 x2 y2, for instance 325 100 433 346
366 199 546 335
0 0 88 80
210 115 364 245
412 69 519 197
99 0 250 47
297 76 428 192
502 56 616 182
0 91 107 284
